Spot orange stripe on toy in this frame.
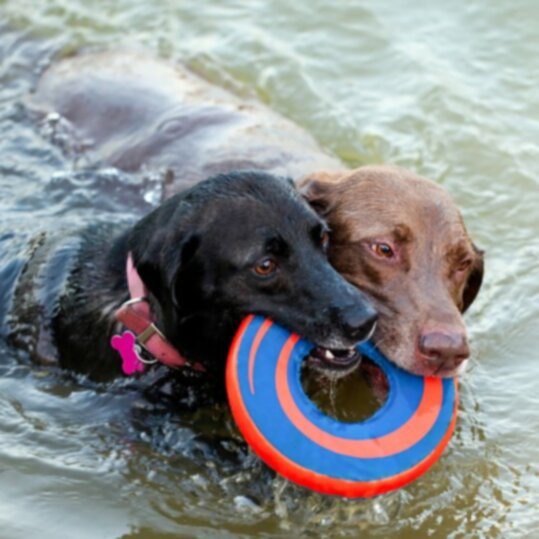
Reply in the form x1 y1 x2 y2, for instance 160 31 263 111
275 334 443 459
248 318 273 394
226 326 459 497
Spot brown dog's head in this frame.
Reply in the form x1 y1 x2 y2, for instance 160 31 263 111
300 165 484 377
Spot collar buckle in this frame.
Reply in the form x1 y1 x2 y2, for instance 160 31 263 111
111 254 204 373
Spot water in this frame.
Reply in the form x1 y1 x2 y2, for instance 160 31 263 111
1 0 538 537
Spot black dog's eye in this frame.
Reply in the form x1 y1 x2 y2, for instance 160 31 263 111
320 231 330 251
254 257 277 276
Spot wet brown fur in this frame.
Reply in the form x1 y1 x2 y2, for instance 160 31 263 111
300 166 484 376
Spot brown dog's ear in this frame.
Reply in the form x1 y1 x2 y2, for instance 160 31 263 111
462 245 484 312
298 171 343 216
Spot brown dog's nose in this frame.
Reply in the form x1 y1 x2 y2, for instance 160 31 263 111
419 331 470 367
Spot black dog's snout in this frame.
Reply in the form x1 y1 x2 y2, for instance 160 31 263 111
340 304 378 343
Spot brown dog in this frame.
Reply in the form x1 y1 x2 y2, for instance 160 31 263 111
30 52 483 378
300 166 484 377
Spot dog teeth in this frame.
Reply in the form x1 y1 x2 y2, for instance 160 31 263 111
324 350 335 359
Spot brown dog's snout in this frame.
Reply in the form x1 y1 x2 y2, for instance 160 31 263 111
418 330 470 369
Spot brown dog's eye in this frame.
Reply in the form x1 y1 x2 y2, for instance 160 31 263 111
371 242 394 258
254 258 277 276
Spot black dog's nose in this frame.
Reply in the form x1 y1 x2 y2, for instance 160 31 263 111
341 304 378 342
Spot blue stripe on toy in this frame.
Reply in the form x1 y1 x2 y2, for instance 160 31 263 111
289 339 423 440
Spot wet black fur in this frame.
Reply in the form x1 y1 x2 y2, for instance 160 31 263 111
7 171 376 402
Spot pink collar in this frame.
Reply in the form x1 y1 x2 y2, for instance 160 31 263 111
111 253 205 375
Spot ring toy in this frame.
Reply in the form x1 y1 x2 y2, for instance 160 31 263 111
226 315 458 498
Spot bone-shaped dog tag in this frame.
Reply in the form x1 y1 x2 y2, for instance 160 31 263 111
111 330 146 375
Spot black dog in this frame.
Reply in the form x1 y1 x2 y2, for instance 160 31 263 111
6 171 376 402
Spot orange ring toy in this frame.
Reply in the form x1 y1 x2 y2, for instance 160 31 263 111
226 315 458 498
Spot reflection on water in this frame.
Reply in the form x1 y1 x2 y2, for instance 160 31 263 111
301 359 389 423
1 1 538 537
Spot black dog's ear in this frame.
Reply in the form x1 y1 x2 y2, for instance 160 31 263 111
132 230 169 306
128 194 198 309
462 245 484 313
133 230 201 310
167 233 201 309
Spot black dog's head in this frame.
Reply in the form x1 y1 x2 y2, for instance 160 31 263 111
128 171 377 376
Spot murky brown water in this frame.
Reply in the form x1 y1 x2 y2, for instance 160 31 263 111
1 1 538 537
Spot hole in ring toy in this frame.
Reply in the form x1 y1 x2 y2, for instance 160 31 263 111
226 315 458 498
